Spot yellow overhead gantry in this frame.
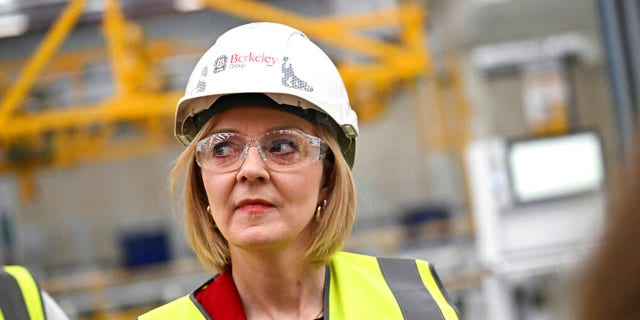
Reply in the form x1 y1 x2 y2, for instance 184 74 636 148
0 0 469 202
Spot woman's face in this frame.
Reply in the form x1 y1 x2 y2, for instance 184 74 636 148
200 106 327 254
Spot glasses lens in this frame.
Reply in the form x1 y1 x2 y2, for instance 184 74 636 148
196 133 245 171
260 131 310 168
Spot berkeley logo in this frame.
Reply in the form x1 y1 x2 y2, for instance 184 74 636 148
214 55 228 73
230 52 279 66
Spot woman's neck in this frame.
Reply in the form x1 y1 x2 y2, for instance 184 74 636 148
230 250 326 320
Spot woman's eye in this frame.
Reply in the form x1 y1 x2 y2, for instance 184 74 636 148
212 142 240 157
267 139 298 155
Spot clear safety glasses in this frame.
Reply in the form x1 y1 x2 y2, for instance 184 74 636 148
195 129 328 173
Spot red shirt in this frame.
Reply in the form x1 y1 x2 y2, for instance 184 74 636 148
194 270 247 320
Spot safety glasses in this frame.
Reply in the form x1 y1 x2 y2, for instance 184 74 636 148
195 129 327 172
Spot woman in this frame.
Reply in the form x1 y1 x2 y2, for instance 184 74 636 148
139 22 460 320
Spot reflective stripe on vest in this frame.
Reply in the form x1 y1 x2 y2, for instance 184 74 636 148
0 266 46 320
379 257 460 320
327 252 459 320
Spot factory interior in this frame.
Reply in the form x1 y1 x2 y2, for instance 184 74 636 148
0 0 637 319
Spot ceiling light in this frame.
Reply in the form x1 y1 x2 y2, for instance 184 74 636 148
174 0 203 12
0 13 29 38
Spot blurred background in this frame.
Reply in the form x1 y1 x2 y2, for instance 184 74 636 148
0 0 636 319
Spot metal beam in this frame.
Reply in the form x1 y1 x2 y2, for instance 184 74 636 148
0 0 88 124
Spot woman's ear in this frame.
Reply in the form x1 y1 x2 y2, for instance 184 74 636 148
320 157 333 198
321 148 334 185
319 184 330 202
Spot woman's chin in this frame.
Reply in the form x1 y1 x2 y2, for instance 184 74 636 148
229 229 287 250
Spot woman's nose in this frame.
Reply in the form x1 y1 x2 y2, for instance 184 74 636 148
236 147 269 182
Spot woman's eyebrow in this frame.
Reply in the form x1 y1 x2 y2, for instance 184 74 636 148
206 128 241 134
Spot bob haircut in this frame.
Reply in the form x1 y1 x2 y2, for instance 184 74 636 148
170 111 357 273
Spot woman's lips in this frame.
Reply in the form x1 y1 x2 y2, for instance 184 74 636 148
236 199 274 213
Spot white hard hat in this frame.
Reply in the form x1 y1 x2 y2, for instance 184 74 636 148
175 22 359 167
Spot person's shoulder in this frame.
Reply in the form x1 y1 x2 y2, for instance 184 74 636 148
137 295 189 318
137 295 207 320
331 250 430 264
137 276 218 320
330 251 438 284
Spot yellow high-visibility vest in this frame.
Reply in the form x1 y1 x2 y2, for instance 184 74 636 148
0 265 46 320
139 252 460 320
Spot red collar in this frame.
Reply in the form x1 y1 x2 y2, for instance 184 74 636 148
194 270 247 320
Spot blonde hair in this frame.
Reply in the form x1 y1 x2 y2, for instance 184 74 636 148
170 122 356 273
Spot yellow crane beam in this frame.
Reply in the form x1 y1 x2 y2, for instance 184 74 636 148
0 93 181 137
0 0 88 123
204 0 428 61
